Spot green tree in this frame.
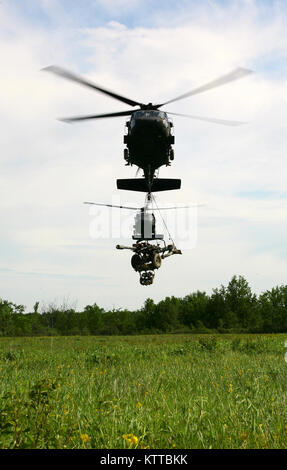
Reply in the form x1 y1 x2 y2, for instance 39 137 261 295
84 303 103 334
0 299 25 336
179 291 209 328
206 276 258 331
259 286 287 332
140 298 156 330
154 296 180 331
225 275 257 330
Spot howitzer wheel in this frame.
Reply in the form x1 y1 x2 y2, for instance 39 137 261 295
139 271 154 286
152 252 162 269
131 254 142 271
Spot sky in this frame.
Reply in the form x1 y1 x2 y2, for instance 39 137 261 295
1 0 287 312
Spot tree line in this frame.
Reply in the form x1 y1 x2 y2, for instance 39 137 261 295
1 275 287 336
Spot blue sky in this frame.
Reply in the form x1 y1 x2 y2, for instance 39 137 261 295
6 0 192 30
5 0 287 80
6 0 231 29
1 0 287 311
10 0 287 28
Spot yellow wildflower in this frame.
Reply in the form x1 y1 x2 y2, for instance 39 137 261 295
80 434 90 443
136 402 142 408
122 434 138 446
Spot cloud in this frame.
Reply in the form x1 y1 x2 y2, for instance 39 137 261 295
96 0 141 12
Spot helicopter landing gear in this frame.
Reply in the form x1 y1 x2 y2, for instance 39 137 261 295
140 271 154 286
124 148 131 165
165 152 171 166
165 147 174 166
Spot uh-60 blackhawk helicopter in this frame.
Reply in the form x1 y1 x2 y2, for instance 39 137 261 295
43 65 252 194
43 65 252 284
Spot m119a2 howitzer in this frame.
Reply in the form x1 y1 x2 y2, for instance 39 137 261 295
85 194 186 285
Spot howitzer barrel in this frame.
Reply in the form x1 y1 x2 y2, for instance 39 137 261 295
116 244 135 251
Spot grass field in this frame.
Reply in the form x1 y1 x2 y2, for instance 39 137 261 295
0 334 287 449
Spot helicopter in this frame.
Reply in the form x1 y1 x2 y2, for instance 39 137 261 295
43 65 252 194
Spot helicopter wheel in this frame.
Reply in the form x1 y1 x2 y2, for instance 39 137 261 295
124 148 130 164
170 148 174 161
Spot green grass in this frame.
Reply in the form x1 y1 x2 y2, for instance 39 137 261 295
0 334 287 449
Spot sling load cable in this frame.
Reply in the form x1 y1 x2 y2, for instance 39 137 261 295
151 193 176 247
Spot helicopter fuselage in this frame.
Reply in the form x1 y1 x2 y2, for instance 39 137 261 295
124 110 174 179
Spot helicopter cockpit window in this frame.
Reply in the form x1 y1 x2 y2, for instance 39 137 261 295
133 110 167 120
134 111 145 118
131 111 142 127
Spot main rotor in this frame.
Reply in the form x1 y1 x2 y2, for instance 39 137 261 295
42 65 252 125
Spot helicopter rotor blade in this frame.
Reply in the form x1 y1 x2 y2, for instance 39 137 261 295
84 202 139 210
60 110 134 123
166 112 246 126
42 65 143 107
156 68 253 107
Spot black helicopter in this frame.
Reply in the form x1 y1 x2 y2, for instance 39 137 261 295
43 66 252 194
